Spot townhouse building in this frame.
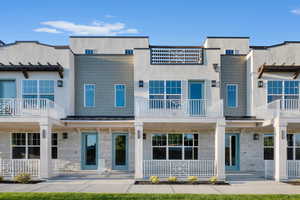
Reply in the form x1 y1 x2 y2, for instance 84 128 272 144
0 36 299 182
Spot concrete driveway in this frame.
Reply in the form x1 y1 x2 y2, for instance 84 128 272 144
1 179 300 194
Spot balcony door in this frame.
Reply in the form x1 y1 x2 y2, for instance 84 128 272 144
225 133 240 171
81 132 98 170
188 81 205 116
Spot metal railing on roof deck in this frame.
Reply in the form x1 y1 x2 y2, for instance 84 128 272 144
150 47 204 65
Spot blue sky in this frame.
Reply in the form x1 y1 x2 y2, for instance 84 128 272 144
1 0 300 46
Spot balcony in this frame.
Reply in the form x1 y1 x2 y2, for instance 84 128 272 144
150 46 204 65
0 98 65 120
257 99 300 119
135 98 223 121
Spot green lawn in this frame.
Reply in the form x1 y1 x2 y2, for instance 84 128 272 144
0 193 300 200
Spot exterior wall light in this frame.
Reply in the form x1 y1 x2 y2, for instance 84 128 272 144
139 80 144 88
253 133 259 140
57 80 63 87
258 80 264 88
63 132 68 139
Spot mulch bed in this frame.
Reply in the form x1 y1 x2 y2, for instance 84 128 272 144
135 181 229 185
0 180 44 184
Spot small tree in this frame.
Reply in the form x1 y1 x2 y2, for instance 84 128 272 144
14 173 31 184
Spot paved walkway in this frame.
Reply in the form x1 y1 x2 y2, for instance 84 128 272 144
1 179 300 194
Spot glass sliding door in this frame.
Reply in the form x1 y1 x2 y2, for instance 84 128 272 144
112 133 128 170
0 80 16 115
81 132 98 170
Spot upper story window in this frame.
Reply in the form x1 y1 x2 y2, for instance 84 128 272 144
225 49 234 55
150 47 204 65
152 133 198 160
267 80 300 103
85 49 95 55
149 80 181 108
22 80 54 101
226 84 238 108
125 49 133 55
115 84 126 107
84 84 95 107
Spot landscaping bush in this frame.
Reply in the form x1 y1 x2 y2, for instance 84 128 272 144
14 173 31 184
149 176 159 184
187 176 198 183
0 176 3 181
209 176 218 184
167 176 177 183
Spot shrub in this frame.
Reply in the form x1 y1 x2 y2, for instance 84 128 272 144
0 176 3 182
187 176 198 183
14 173 31 183
209 176 218 184
168 176 177 183
149 176 159 184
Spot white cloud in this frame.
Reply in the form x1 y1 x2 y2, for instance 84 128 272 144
291 8 300 15
34 20 138 35
34 27 62 34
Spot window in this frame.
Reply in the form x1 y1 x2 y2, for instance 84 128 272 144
85 49 95 54
287 134 300 160
263 134 274 160
227 84 238 108
149 80 182 109
267 80 300 103
115 84 126 107
225 49 234 55
152 133 198 160
84 84 95 107
12 133 58 159
22 80 54 101
125 49 133 55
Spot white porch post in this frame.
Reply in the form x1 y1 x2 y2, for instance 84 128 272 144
39 121 52 179
274 118 288 181
215 119 226 181
134 122 143 179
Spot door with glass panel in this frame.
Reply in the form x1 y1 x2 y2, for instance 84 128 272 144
188 81 205 116
225 133 240 171
0 80 16 115
112 133 128 170
81 132 98 170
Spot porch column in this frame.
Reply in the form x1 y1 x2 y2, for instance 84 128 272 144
134 122 143 179
39 121 52 179
274 118 288 181
215 119 226 181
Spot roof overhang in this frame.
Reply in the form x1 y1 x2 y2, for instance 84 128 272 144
258 64 300 79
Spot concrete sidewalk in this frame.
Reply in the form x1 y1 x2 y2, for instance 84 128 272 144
1 179 300 194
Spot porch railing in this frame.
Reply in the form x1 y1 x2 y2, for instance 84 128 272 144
0 98 65 119
0 159 40 177
136 98 223 119
287 160 300 178
143 160 215 177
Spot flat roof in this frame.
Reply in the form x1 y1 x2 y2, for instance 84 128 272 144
70 36 149 38
206 36 250 39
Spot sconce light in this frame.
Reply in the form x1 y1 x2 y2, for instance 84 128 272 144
63 132 68 139
253 133 259 140
213 63 220 72
57 80 63 87
211 80 217 87
143 133 146 140
139 80 144 88
258 80 264 88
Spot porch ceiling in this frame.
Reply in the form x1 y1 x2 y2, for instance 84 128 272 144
143 122 217 132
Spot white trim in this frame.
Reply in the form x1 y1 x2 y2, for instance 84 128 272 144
114 84 126 108
84 83 95 108
226 84 238 108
